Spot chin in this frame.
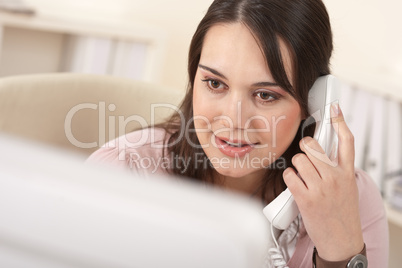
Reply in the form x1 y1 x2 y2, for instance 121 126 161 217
212 164 263 179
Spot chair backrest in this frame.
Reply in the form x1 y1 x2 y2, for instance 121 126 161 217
0 73 184 155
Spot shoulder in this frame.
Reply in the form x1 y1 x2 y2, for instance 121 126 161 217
86 128 171 174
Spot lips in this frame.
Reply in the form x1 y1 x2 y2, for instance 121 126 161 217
214 135 257 158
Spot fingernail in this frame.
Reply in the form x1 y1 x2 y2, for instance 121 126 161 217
331 103 340 116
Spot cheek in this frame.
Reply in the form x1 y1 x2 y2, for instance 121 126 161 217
192 85 202 116
192 78 203 114
272 105 302 145
192 84 213 136
250 104 301 152
251 104 301 131
193 81 216 122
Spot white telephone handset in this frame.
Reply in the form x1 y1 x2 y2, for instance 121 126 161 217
263 75 341 230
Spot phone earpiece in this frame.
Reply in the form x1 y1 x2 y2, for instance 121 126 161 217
263 75 341 230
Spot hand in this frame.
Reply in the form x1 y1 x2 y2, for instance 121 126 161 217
283 103 364 261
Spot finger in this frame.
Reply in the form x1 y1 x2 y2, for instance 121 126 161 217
291 153 322 190
299 136 335 168
283 167 307 197
330 103 355 170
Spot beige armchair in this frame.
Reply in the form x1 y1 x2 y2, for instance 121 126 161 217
0 73 184 156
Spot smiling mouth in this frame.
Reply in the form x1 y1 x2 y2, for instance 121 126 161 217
214 135 257 157
217 136 258 147
223 140 253 147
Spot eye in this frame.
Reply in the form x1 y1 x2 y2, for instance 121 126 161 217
210 80 222 89
201 79 226 91
257 92 273 100
254 90 280 103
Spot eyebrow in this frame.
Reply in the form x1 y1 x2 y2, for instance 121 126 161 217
198 64 228 80
198 64 280 87
252 81 280 87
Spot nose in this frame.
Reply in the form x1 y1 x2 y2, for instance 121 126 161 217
217 92 252 130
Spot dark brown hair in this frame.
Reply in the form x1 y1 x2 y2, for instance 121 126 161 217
160 0 333 204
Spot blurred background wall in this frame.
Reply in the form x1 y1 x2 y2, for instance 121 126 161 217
10 0 401 96
11 0 214 90
1 1 401 267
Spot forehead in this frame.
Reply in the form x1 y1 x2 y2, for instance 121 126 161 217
201 23 268 74
200 23 293 84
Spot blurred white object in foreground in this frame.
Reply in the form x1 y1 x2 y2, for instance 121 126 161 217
0 134 269 268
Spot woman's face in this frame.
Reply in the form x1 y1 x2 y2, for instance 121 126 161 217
193 23 302 182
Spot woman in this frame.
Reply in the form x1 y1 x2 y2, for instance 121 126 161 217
88 0 388 267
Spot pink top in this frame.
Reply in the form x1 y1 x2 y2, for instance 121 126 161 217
87 128 389 267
